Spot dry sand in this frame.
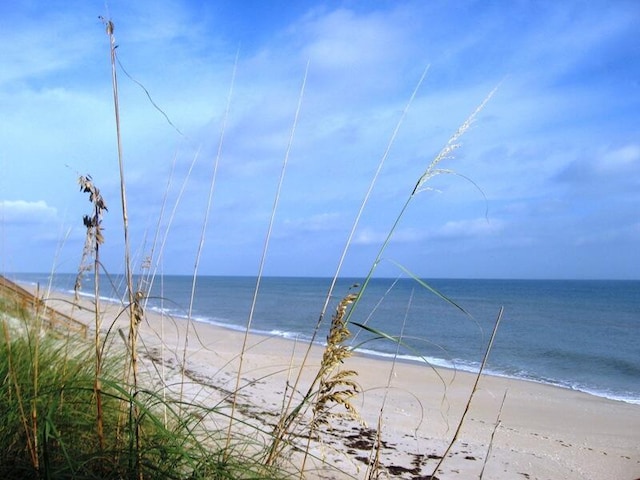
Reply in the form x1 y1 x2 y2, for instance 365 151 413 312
23 283 640 479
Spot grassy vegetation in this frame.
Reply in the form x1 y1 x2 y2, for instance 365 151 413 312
0 298 289 480
0 16 502 480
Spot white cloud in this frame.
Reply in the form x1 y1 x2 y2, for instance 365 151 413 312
281 212 344 233
0 200 58 225
597 144 640 174
353 227 404 246
574 221 640 246
555 143 640 191
350 225 422 246
434 218 504 239
299 8 411 72
351 216 504 248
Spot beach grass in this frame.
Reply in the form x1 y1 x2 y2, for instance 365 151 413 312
0 290 292 480
0 15 508 480
2 19 488 479
2 9 640 480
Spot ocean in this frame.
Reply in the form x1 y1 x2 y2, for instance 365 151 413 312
10 273 640 405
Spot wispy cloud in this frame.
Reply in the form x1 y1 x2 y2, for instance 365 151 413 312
353 217 503 246
555 143 640 190
0 200 58 225
434 218 504 240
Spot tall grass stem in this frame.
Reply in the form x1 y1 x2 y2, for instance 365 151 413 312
229 60 310 455
267 67 431 463
346 87 497 325
431 306 504 476
179 51 238 405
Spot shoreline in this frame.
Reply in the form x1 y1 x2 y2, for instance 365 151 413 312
6 278 640 479
37 279 640 406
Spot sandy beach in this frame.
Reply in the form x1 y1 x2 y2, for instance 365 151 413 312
17 282 640 479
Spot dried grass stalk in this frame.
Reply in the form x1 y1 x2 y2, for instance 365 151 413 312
74 175 107 301
312 292 361 428
75 174 108 450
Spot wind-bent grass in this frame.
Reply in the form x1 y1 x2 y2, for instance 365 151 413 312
265 65 431 467
180 51 237 411
5 18 290 480
262 74 499 473
233 60 310 460
345 87 498 329
0 14 507 478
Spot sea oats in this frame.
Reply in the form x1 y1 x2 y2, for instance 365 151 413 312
74 174 109 449
74 175 107 301
312 292 361 428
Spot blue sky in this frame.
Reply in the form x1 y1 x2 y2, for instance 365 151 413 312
1 0 639 279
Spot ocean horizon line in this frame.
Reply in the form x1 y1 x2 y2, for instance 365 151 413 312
5 271 639 283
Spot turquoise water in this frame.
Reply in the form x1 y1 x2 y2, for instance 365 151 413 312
12 273 640 404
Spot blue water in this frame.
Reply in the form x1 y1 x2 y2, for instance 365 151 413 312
10 273 640 405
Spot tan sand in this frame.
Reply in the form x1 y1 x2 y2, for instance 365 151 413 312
21 282 640 479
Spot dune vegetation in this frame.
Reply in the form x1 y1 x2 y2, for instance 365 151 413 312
0 17 502 480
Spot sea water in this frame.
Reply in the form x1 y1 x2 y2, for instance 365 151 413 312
11 273 640 404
